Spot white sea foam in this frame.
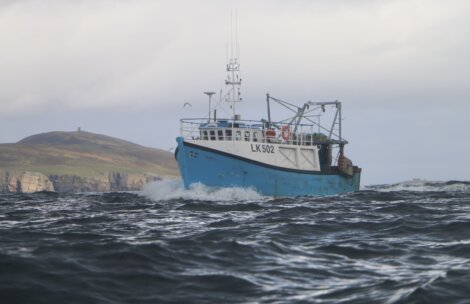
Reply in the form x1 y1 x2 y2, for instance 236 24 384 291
142 179 264 202
366 178 470 192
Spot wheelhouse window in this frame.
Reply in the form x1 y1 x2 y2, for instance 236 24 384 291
244 131 250 141
235 130 241 141
210 130 216 140
202 131 208 140
218 130 224 140
225 129 232 141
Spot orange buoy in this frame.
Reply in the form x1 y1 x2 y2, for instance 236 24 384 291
265 129 276 139
281 126 291 141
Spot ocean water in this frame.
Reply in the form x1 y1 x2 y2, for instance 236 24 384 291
1 180 470 304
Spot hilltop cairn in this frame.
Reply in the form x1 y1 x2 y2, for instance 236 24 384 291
0 170 160 193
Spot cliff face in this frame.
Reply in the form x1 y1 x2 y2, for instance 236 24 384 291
0 170 160 193
0 130 179 193
0 171 55 193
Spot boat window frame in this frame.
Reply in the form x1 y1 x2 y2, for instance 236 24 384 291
244 131 250 141
225 129 232 141
209 130 216 141
235 130 241 141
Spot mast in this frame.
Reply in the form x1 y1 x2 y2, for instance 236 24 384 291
225 10 242 120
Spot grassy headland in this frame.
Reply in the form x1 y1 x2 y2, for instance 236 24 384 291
0 130 179 178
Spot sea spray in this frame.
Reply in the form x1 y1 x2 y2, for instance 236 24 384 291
141 179 264 202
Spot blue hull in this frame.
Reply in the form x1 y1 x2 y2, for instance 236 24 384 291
176 137 360 197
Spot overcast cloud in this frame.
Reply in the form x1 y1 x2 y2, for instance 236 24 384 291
0 0 469 184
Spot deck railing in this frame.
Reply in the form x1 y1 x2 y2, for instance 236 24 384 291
179 118 337 146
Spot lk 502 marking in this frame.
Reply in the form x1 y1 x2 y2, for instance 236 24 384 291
250 144 275 154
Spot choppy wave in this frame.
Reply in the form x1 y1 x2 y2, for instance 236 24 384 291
366 179 470 192
1 180 470 303
142 179 264 202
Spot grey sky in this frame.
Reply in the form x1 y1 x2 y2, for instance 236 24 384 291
1 0 469 184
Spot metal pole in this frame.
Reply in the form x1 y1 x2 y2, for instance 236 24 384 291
267 93 271 128
329 106 339 140
204 92 216 122
338 101 342 141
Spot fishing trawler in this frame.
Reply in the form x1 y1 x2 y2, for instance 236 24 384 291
175 50 361 196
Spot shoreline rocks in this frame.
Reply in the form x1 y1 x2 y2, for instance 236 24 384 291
0 170 161 193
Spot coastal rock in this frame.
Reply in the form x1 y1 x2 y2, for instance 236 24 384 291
48 173 161 193
0 171 17 192
48 175 111 193
0 171 161 193
0 171 54 193
108 172 160 191
124 174 157 190
19 172 55 193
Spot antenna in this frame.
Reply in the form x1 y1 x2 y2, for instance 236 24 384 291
204 92 216 122
225 11 242 120
236 10 239 60
230 10 233 60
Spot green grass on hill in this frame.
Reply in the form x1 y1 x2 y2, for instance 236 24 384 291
0 131 179 177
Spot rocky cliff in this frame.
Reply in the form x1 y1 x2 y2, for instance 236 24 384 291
0 170 161 193
0 171 54 193
0 130 179 193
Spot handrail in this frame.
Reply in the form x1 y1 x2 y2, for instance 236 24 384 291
179 118 348 146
